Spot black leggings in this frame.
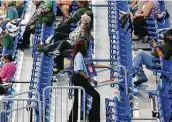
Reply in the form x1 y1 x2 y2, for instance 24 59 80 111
133 17 147 37
54 41 73 70
53 23 72 42
69 73 100 122
21 27 34 46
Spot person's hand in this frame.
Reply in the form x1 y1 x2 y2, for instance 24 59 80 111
108 66 113 69
159 34 164 39
133 15 136 20
30 25 35 29
37 9 43 16
90 79 98 86
56 0 61 6
93 81 98 86
152 40 158 48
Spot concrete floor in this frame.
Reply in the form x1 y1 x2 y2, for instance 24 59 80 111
3 1 172 122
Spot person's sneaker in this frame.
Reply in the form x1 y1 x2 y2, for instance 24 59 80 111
17 44 30 49
134 78 148 87
54 49 60 55
142 36 149 43
53 68 60 74
132 35 140 40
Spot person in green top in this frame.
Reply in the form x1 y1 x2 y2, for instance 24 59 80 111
49 0 93 43
132 29 172 86
36 2 55 26
18 1 55 49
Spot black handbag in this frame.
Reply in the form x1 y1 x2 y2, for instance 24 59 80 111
0 84 6 95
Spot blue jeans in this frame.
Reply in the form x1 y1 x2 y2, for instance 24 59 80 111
133 50 154 79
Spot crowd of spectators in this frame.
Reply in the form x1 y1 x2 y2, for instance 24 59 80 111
0 0 172 121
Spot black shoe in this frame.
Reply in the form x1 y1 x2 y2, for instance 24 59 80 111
17 43 30 49
134 78 148 87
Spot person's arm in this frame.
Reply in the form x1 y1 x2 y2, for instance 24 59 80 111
78 71 97 83
75 53 98 85
0 64 7 80
94 64 112 69
66 8 86 24
37 12 55 26
60 1 72 6
153 40 163 57
135 2 153 17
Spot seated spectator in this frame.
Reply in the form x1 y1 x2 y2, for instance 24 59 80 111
6 1 18 19
129 0 138 14
0 19 20 52
133 29 172 86
15 1 25 18
56 0 72 17
0 1 7 16
38 11 93 73
18 1 55 49
0 1 20 31
50 0 93 43
0 54 16 84
132 0 160 42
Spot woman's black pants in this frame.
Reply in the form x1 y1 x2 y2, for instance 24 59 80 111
54 41 73 70
21 27 34 46
133 17 147 37
69 73 100 122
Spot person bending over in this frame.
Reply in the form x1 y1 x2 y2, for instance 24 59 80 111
133 29 172 86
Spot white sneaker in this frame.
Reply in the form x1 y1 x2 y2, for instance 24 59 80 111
142 36 149 43
132 35 140 40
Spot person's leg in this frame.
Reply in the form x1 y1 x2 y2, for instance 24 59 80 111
133 50 154 86
53 23 71 42
134 66 148 86
53 42 72 71
73 74 100 121
133 50 154 72
69 88 79 122
70 73 100 122
57 40 72 52
20 28 33 47
69 73 85 122
133 17 147 37
54 55 64 71
53 32 69 42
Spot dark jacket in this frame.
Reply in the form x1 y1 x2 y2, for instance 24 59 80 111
26 1 45 27
36 11 56 27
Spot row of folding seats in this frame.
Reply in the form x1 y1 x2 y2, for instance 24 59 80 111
105 1 133 122
147 1 172 121
151 57 172 121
